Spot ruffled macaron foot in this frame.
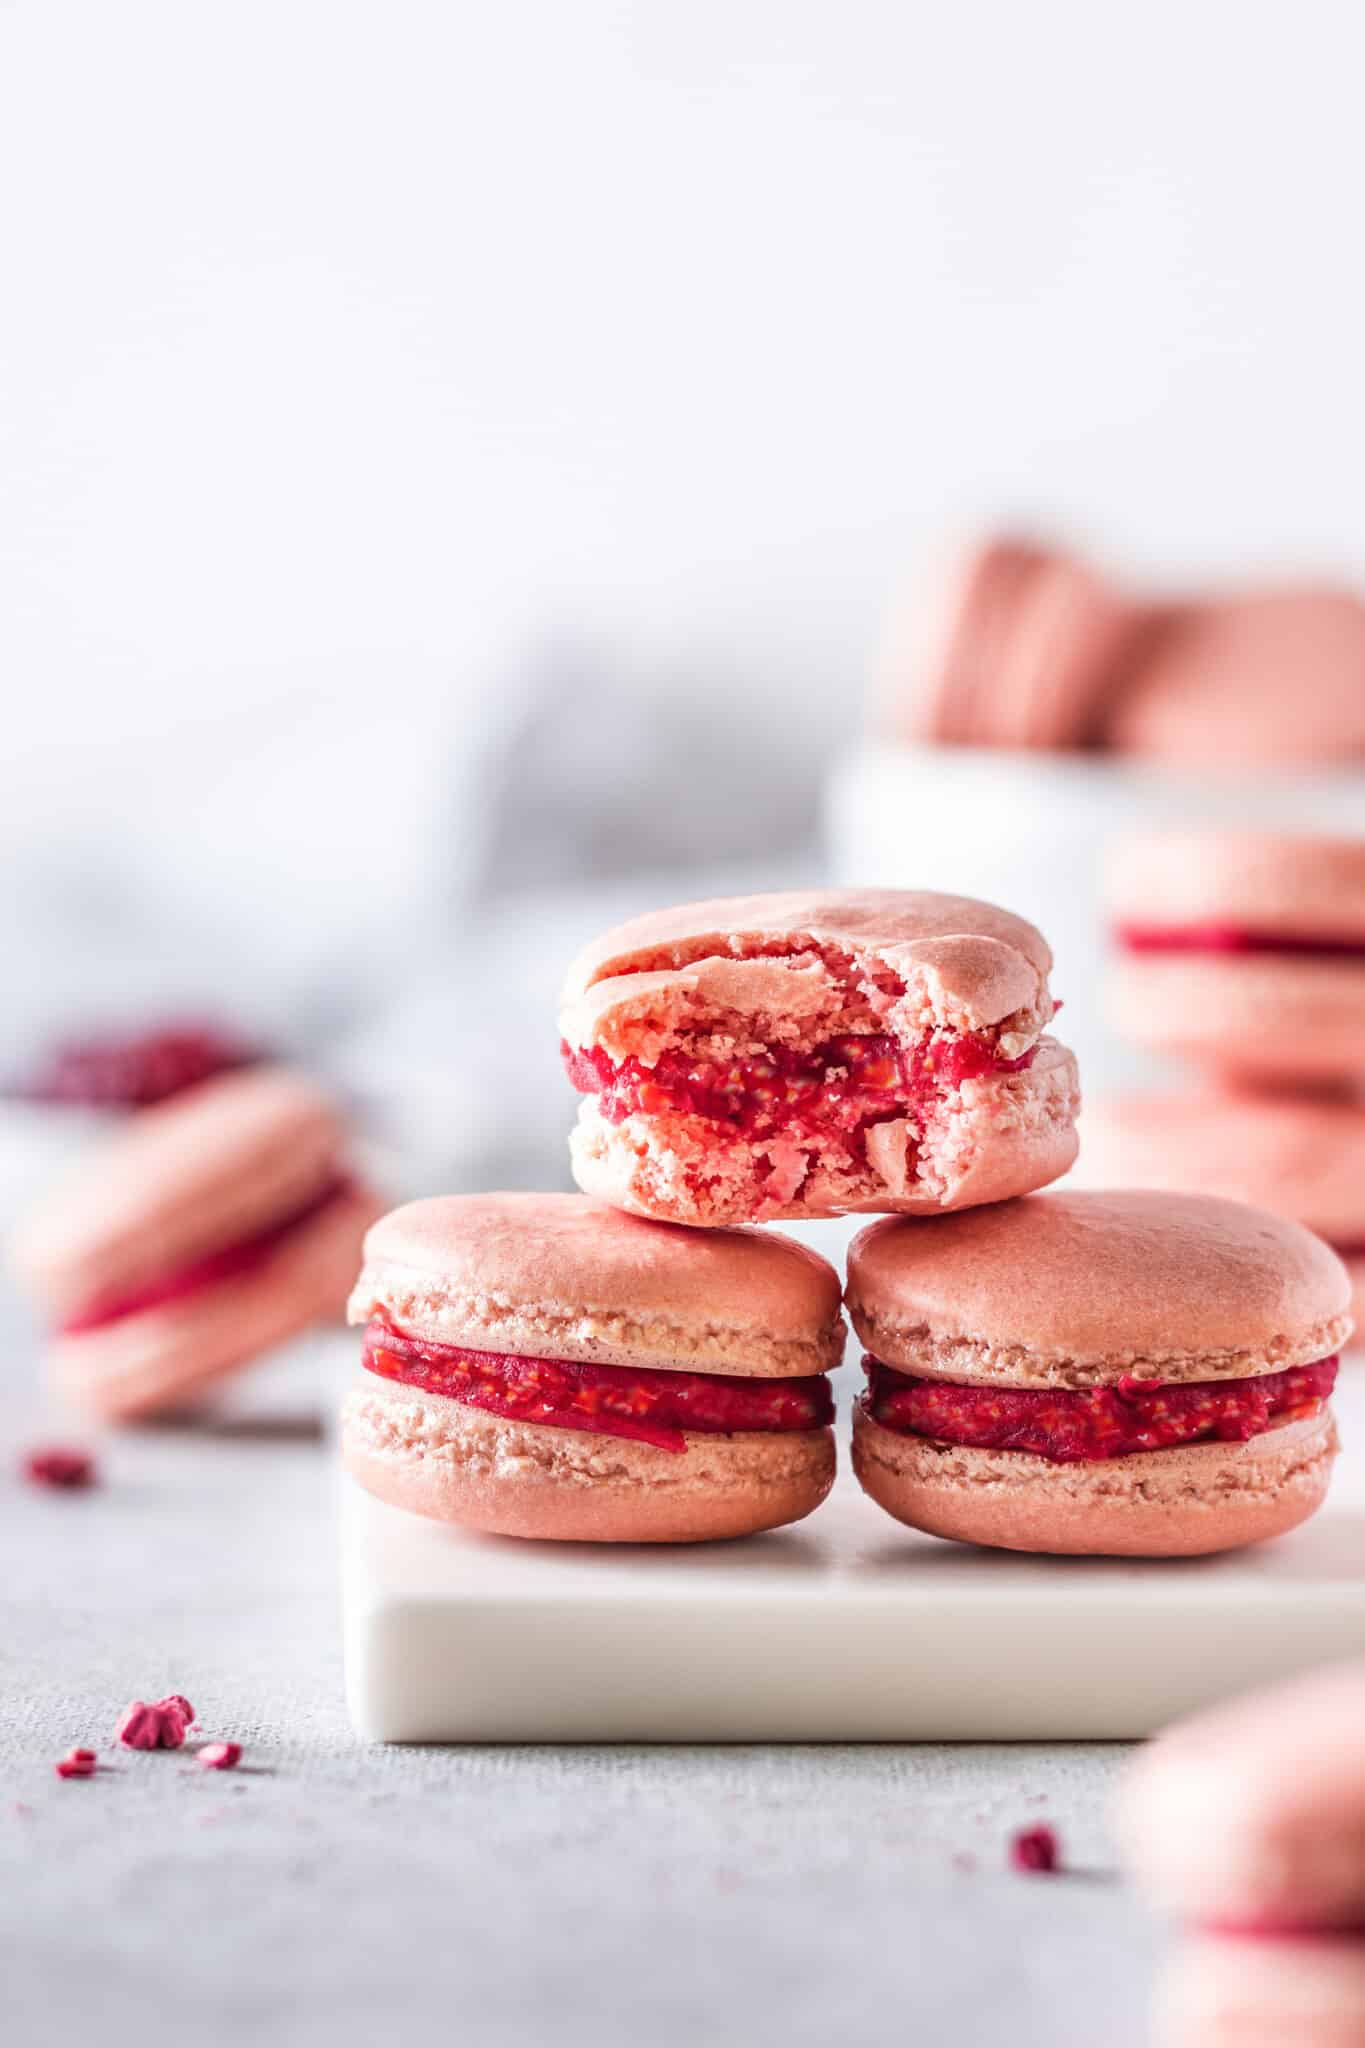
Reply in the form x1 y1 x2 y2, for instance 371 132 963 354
342 1192 845 1543
846 1190 1352 1557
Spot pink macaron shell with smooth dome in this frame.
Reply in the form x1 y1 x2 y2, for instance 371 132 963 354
1108 832 1365 939
846 1191 1352 1389
347 1192 845 1376
9 1066 349 1319
1105 587 1365 769
1117 1657 1365 1929
56 1183 380 1422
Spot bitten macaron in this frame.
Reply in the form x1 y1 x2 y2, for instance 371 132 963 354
10 1067 379 1420
559 889 1079 1228
846 1190 1351 1556
1108 831 1365 1081
1080 1090 1365 1339
342 1193 844 1542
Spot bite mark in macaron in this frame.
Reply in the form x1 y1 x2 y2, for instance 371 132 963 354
559 889 1079 1227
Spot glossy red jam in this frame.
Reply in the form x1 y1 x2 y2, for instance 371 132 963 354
562 1031 1035 1143
862 1355 1338 1464
363 1322 835 1455
13 1025 260 1108
1116 922 1365 960
61 1179 349 1335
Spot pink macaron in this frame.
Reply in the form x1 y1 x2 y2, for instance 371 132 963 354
1080 1091 1365 1339
342 1192 845 1543
1105 584 1365 769
1108 831 1365 1082
846 1190 1350 1556
559 889 1079 1228
1118 1659 1365 1934
1118 1660 1365 2047
10 1066 379 1420
880 534 1138 751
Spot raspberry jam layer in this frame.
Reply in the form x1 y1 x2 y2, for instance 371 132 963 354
363 1323 835 1455
562 1031 1035 1143
13 1025 260 1108
1117 922 1365 961
862 1355 1338 1464
62 1178 350 1335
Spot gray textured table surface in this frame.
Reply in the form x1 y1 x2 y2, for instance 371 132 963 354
2 1307 1161 2048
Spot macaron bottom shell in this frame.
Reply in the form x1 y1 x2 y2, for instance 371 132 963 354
1155 1928 1365 2048
343 1376 836 1544
851 1404 1337 1557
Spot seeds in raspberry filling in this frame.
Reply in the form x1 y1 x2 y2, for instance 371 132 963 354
364 1322 835 1455
862 1356 1338 1464
562 1031 1036 1149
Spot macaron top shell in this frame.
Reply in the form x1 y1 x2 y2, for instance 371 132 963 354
10 1067 346 1317
561 888 1054 1047
1108 832 1365 940
348 1192 845 1378
1116 1657 1365 1927
846 1190 1352 1387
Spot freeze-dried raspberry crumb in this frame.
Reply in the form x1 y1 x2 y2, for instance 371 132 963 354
1010 1824 1060 1874
23 1448 97 1490
116 1697 194 1750
54 1748 97 1779
117 1702 165 1749
156 1696 195 1743
197 1742 242 1771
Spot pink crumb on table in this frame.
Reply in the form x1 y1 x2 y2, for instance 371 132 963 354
54 1748 97 1779
22 1448 98 1490
1010 1824 1061 1874
157 1696 196 1742
116 1696 196 1750
197 1742 242 1771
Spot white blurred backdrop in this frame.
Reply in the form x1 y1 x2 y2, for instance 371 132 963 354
4 1 1364 1175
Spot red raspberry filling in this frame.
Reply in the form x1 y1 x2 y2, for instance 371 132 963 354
61 1177 350 1335
862 1355 1338 1464
11 1024 261 1108
562 1030 1036 1145
1117 921 1365 960
363 1322 835 1455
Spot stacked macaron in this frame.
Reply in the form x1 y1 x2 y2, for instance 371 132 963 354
11 1068 380 1419
1117 1660 1365 2046
344 887 1083 1541
343 883 1350 1554
846 1191 1347 1557
1086 831 1365 1341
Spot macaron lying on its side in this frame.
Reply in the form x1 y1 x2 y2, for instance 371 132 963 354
559 889 1080 1228
9 1067 380 1421
1108 831 1365 1081
846 1190 1351 1557
342 1193 845 1542
1080 1091 1365 1340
